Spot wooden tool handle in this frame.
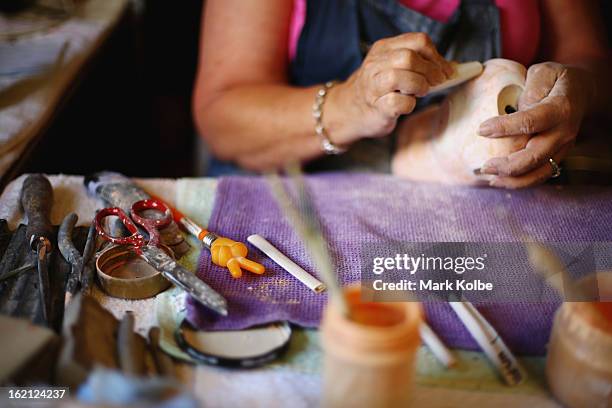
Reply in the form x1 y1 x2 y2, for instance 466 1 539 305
58 213 83 302
21 174 54 251
117 311 147 376
148 327 175 377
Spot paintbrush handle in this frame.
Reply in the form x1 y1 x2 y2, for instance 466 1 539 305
449 301 526 386
420 322 456 368
248 234 326 293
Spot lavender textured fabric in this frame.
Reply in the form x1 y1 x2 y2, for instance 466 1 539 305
187 174 612 355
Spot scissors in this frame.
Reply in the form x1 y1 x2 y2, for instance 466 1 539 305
95 199 228 316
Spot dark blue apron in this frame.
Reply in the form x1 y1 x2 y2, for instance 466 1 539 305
207 0 501 175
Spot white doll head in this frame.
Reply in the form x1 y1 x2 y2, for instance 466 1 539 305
392 59 530 185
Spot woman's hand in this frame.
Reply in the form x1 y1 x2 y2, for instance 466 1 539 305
328 33 453 145
477 62 590 188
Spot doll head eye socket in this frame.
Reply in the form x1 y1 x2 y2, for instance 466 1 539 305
497 84 522 116
504 105 517 114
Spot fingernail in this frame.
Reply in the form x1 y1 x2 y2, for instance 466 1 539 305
445 63 455 77
478 123 494 136
481 164 497 175
489 178 501 188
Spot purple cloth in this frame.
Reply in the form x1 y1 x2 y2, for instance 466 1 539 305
187 174 612 355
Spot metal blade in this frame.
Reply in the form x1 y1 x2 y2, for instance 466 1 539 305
79 221 98 293
37 244 51 325
140 246 228 316
0 263 36 282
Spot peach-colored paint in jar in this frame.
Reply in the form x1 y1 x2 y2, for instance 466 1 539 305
546 272 612 408
321 285 422 408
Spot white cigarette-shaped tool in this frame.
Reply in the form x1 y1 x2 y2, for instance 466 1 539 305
449 301 526 386
247 234 327 293
420 322 457 368
427 61 484 95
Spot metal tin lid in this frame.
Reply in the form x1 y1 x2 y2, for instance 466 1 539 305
96 245 171 299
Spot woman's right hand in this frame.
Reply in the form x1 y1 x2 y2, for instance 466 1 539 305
328 33 454 145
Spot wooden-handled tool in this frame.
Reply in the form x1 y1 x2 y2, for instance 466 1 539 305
117 311 147 376
20 174 54 325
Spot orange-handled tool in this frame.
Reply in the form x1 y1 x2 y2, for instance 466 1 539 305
150 195 265 279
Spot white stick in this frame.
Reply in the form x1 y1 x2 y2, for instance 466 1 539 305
427 61 484 95
449 301 526 386
247 234 327 293
419 322 456 368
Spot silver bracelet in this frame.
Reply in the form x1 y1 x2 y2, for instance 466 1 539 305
312 81 346 155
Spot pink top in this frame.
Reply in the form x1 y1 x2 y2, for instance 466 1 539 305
289 0 540 66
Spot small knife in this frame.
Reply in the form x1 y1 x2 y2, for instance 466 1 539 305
139 246 228 316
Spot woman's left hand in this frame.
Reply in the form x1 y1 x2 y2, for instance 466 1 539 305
477 62 589 188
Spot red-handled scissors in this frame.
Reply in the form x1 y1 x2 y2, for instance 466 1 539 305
94 198 171 249
94 198 228 315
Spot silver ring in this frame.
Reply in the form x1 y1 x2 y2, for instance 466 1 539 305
549 158 562 179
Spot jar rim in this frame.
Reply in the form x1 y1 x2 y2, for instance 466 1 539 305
321 285 422 352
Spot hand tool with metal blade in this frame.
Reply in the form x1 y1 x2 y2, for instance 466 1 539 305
426 61 483 95
20 174 54 325
58 213 97 307
0 262 34 282
139 245 228 315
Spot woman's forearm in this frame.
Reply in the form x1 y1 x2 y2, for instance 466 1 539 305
560 58 611 114
540 0 611 114
193 83 357 171
195 0 451 171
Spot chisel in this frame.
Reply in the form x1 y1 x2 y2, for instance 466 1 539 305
20 174 54 325
426 61 483 95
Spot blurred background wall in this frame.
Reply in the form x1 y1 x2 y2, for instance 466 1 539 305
19 0 205 178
